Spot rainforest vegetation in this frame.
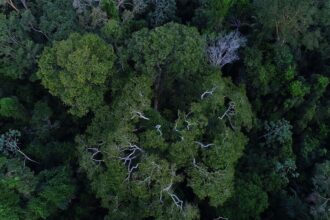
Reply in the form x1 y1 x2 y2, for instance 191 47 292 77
0 0 329 219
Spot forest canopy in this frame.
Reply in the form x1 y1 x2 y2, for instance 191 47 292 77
0 0 329 219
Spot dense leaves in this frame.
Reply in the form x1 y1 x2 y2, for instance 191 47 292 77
0 0 329 219
37 33 115 116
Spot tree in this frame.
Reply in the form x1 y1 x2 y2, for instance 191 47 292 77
261 119 293 144
193 0 238 31
37 33 116 117
36 0 80 41
207 31 247 69
127 22 206 110
253 0 319 49
0 12 41 79
0 153 75 220
221 177 269 220
310 161 330 219
0 97 27 120
77 47 253 217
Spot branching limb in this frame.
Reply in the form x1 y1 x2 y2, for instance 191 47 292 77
125 163 139 181
194 141 215 149
184 112 195 130
6 0 19 12
131 111 150 120
218 102 236 130
87 147 104 164
214 216 228 220
155 124 162 136
4 133 39 164
16 149 39 164
160 175 183 211
201 87 217 100
119 143 143 181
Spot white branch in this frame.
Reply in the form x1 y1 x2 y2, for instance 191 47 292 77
218 102 236 120
201 87 217 100
155 124 162 136
160 178 183 211
184 112 195 130
119 143 143 181
214 217 228 220
87 147 104 163
208 31 247 69
125 163 139 181
131 111 150 120
195 141 215 149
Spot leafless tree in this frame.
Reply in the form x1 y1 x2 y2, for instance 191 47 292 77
207 31 247 69
0 130 38 164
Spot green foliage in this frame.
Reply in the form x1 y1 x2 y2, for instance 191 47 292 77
311 161 330 219
37 0 79 41
127 22 207 110
253 0 318 48
0 97 26 120
0 12 41 79
262 119 293 144
275 159 299 183
223 178 269 220
0 152 75 220
193 0 236 31
101 0 119 19
289 80 310 97
27 167 76 219
130 0 177 27
128 23 204 76
1 1 329 219
37 33 116 116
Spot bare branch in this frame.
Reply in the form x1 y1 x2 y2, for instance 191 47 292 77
218 102 236 130
194 141 215 149
1 131 39 164
87 147 104 164
214 216 228 220
131 111 150 120
155 124 162 136
160 179 183 211
184 112 195 130
119 143 143 181
125 163 139 181
201 87 217 100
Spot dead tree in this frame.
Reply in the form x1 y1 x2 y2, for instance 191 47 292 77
208 31 247 69
0 130 38 164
